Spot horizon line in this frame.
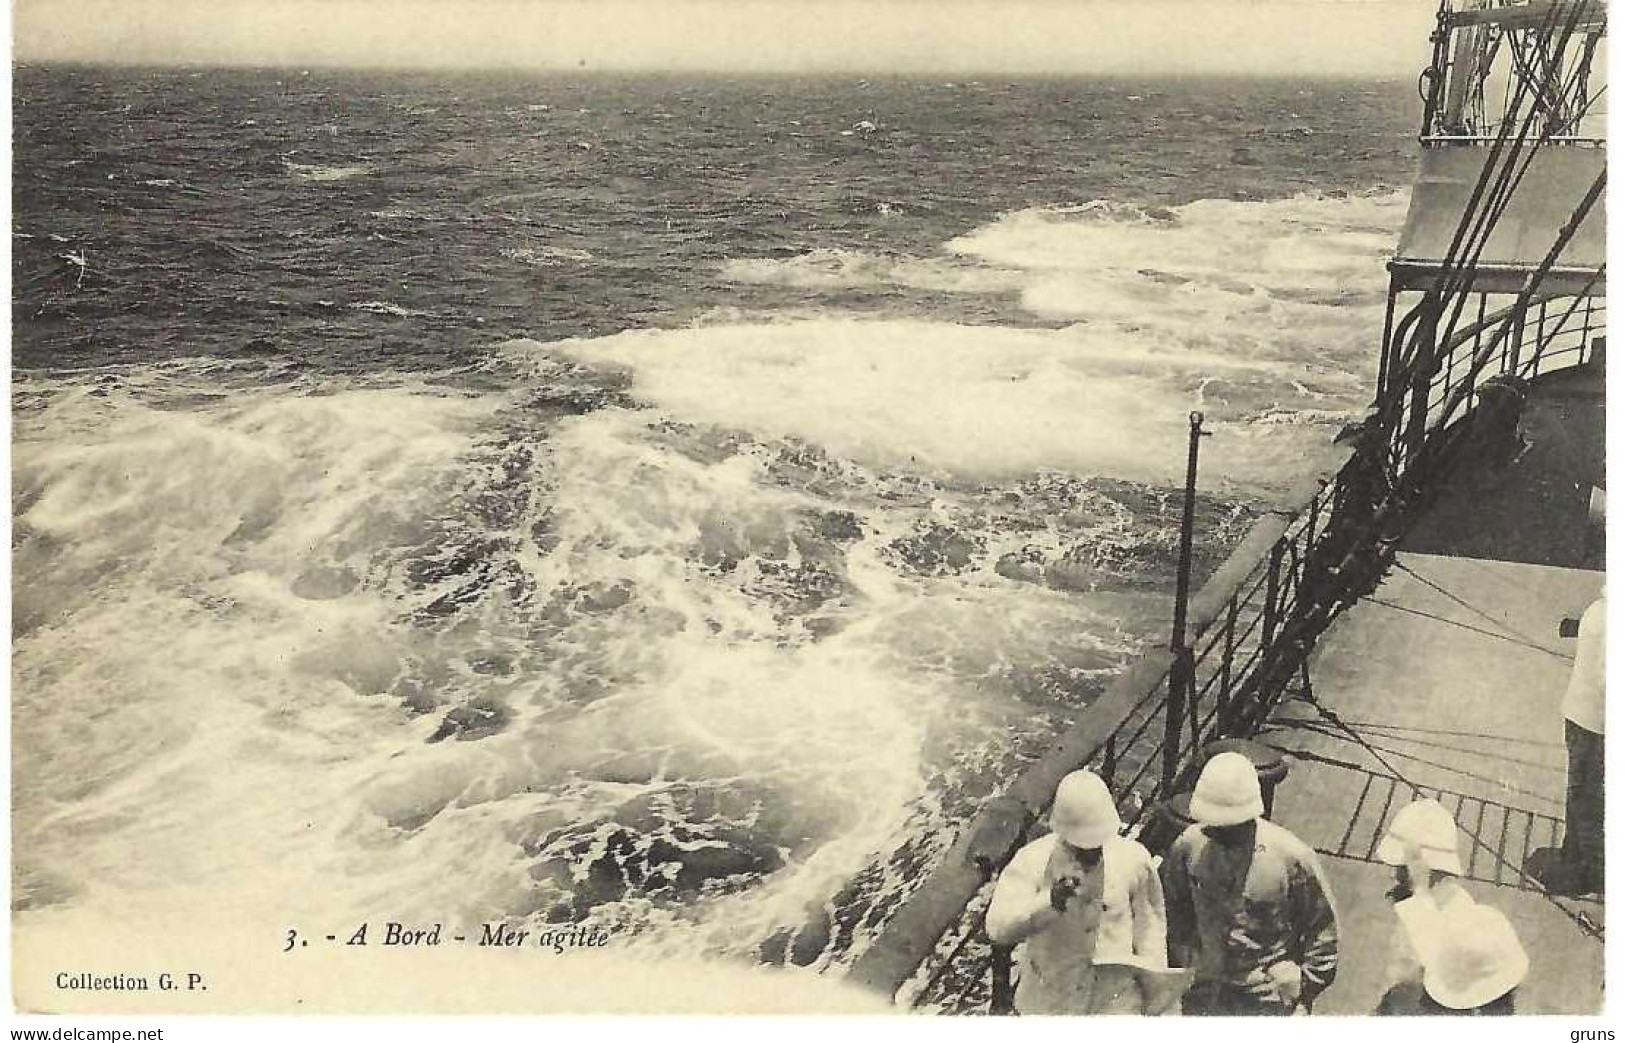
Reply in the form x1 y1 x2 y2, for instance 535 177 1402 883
12 58 1419 81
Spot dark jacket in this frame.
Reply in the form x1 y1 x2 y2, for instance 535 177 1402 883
1161 818 1340 1008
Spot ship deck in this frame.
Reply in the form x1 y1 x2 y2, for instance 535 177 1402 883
1258 358 1606 1014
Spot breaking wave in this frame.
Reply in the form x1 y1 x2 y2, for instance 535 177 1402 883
948 192 1406 322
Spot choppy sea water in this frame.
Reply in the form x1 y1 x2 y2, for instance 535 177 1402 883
13 67 1417 970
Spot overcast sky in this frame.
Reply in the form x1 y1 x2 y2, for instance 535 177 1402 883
15 0 1435 76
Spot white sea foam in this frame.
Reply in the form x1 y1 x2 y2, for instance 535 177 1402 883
948 192 1408 318
349 300 436 318
13 377 503 931
14 367 1089 966
507 315 1363 494
674 190 1405 492
369 204 435 221
285 160 374 183
720 248 1021 295
501 245 597 268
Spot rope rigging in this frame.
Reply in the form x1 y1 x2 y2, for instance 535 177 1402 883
1294 691 1604 941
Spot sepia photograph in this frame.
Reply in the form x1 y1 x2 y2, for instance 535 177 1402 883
9 0 1607 1022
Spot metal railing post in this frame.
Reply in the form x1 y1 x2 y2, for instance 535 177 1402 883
1404 304 1440 475
1218 595 1239 733
1506 296 1527 374
1262 539 1286 648
1531 298 1549 372
989 945 1015 1014
1377 276 1400 400
1165 412 1209 787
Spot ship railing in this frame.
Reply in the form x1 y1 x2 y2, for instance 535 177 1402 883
1419 135 1606 148
850 450 1373 1012
1405 292 1605 470
845 289 1605 1015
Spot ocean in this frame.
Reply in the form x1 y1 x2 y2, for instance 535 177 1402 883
12 66 1417 972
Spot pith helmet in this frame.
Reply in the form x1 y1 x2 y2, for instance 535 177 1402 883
1377 798 1465 876
1188 751 1264 827
1048 770 1123 848
1423 904 1529 1010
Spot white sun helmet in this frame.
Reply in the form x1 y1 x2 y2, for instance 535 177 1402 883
1422 904 1529 1010
1187 751 1265 827
1047 770 1123 849
1377 798 1465 876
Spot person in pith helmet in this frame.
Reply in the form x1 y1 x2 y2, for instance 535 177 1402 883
1378 798 1465 881
986 770 1171 1014
1160 751 1340 1015
1376 902 1528 1015
1376 798 1475 985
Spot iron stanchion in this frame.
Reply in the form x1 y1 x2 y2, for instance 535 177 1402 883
1163 411 1210 787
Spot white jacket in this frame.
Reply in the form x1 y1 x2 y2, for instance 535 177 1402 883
985 833 1168 1014
1385 875 1474 985
1562 595 1605 734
